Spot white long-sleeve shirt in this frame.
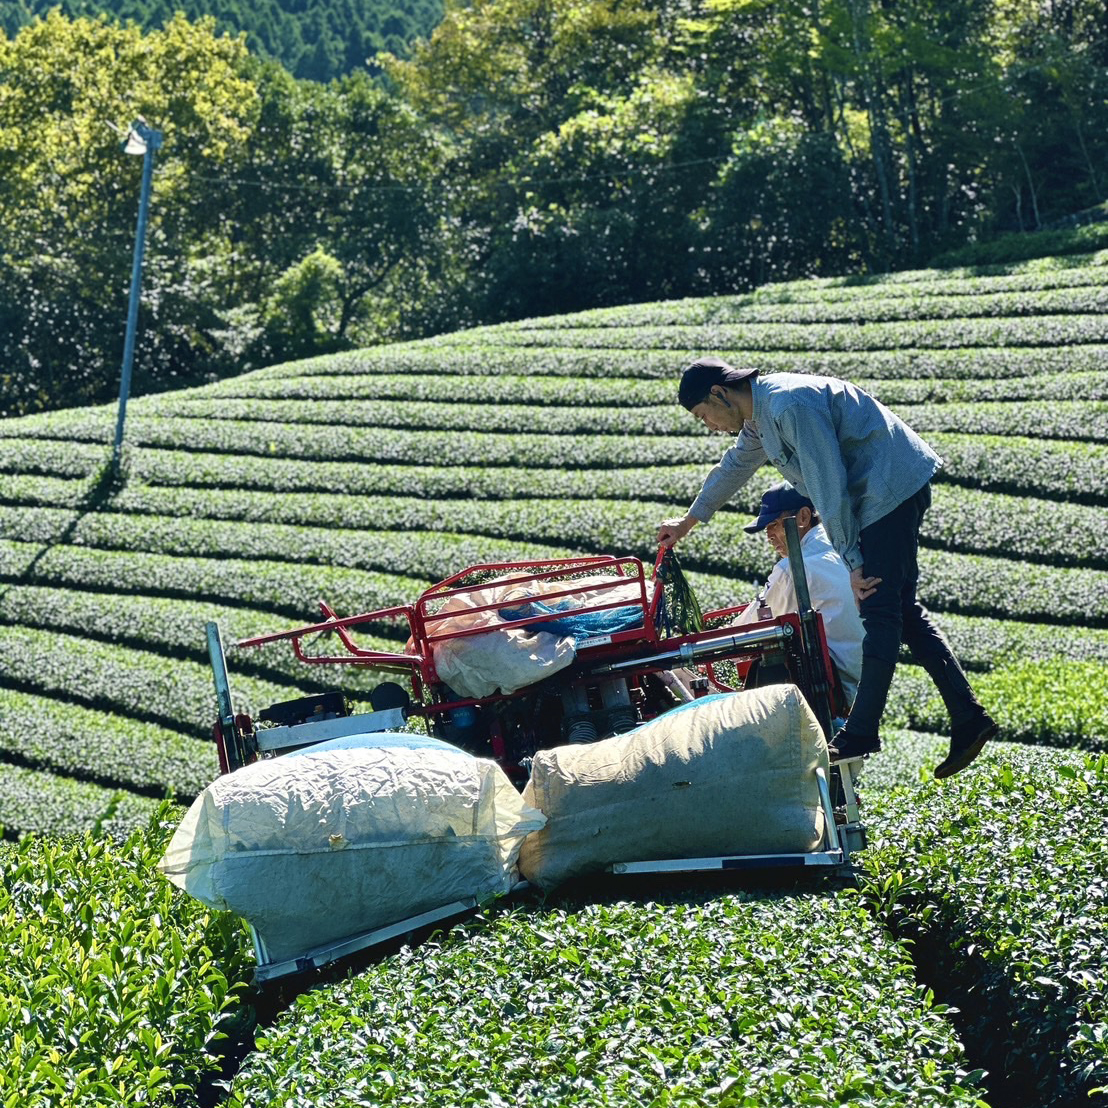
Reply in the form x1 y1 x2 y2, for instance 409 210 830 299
732 524 864 705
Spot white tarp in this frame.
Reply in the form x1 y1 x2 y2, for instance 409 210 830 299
424 573 653 699
518 685 828 889
159 732 546 962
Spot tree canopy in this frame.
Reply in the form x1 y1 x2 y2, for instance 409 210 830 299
0 0 443 81
2 0 1106 416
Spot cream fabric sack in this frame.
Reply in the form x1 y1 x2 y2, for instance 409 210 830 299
425 572 655 699
160 732 545 962
519 685 828 889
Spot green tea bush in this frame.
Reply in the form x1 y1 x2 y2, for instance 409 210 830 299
862 748 1108 1107
147 396 696 436
184 373 677 408
0 538 411 621
5 485 1103 611
929 613 1108 671
241 341 1108 382
0 623 292 732
930 222 1108 267
544 285 1108 327
5 413 1106 505
468 315 1108 352
166 367 1108 405
762 247 1108 289
0 806 254 1105
0 436 103 478
886 660 1108 751
0 686 215 799
928 433 1108 501
0 764 160 839
730 261 1108 301
135 395 1108 445
0 412 706 469
229 892 986 1108
0 583 387 693
924 485 1107 568
894 401 1107 444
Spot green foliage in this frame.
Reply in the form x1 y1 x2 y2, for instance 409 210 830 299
0 11 259 417
0 763 161 839
0 620 294 733
0 0 443 81
0 805 253 1104
931 223 1108 269
131 393 1108 445
861 748 1108 1106
5 1 1108 414
0 15 448 419
0 684 216 799
229 892 986 1106
208 67 449 369
0 531 415 622
260 247 346 361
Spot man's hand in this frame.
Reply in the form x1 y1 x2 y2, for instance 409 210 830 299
657 514 697 549
850 566 882 604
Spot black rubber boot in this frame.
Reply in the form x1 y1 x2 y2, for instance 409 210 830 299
828 730 881 762
934 710 998 779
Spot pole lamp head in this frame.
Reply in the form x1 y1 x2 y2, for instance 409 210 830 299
121 118 164 156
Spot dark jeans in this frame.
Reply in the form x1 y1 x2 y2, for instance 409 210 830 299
845 483 981 737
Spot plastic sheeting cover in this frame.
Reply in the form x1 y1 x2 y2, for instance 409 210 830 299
159 732 546 962
518 685 828 889
425 573 654 699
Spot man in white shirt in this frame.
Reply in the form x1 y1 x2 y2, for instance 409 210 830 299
732 483 864 708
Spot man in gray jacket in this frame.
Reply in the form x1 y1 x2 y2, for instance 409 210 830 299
657 357 996 779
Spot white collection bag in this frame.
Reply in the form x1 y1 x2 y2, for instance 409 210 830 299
159 732 546 962
518 685 828 889
424 573 655 699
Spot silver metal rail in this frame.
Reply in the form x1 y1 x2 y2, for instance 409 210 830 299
595 623 792 674
251 899 478 983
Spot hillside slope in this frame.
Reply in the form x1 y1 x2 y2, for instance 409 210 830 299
1 254 1107 837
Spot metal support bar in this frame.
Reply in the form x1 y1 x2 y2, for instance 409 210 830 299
207 620 252 771
252 899 478 983
783 515 835 740
815 766 843 855
206 621 235 735
256 708 409 753
113 121 163 475
595 623 791 673
611 852 845 874
837 758 862 825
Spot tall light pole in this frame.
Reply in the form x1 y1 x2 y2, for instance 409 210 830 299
112 118 163 477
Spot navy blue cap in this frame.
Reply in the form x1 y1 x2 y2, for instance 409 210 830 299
744 484 815 533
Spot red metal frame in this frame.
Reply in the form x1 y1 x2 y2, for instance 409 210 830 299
238 555 661 699
235 553 844 722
